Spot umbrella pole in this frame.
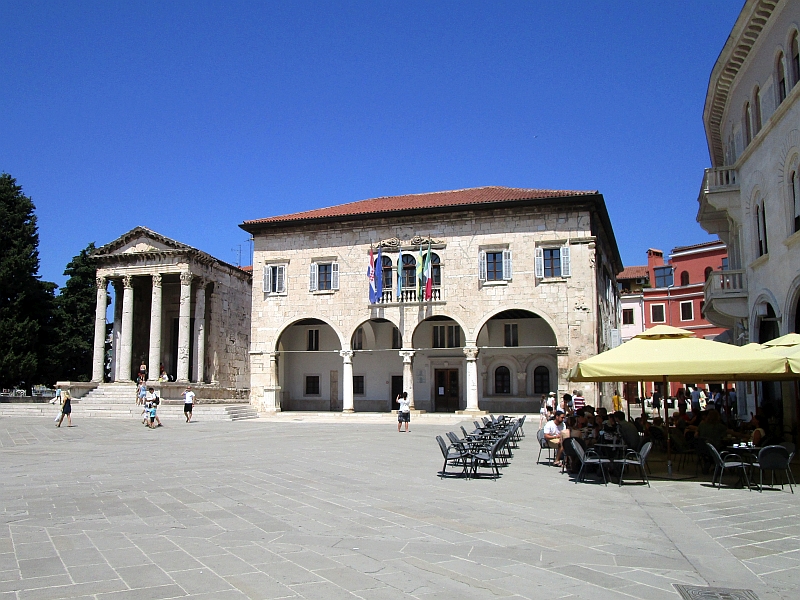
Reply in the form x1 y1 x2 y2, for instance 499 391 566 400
664 375 672 477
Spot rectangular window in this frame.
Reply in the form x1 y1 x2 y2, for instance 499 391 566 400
622 308 635 325
486 252 503 281
309 262 339 291
305 376 320 395
392 327 402 349
263 264 287 295
651 304 666 323
504 323 518 347
721 257 728 271
680 301 694 321
353 375 365 395
353 327 363 350
654 266 673 288
307 329 319 351
543 248 561 277
433 324 460 348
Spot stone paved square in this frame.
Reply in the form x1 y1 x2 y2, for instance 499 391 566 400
0 416 798 599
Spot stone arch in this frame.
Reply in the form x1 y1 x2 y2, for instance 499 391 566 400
471 305 561 346
410 313 469 349
777 130 800 237
482 355 519 396
348 317 400 351
783 274 800 334
750 290 782 343
273 315 346 351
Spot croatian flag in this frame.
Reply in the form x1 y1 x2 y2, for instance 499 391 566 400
367 247 378 304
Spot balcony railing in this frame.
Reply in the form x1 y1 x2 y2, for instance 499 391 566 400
704 269 746 296
704 166 739 191
374 287 442 304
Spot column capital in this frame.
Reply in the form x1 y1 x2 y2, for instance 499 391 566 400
122 274 133 289
96 275 107 290
399 349 415 363
339 349 354 362
463 346 479 361
152 273 162 288
180 271 193 286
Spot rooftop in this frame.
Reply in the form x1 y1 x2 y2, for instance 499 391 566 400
618 265 649 280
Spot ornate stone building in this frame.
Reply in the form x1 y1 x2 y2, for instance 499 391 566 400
240 186 622 413
89 227 252 398
697 0 800 432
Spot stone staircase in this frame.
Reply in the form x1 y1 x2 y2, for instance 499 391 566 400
79 383 138 404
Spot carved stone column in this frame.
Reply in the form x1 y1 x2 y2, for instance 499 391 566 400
341 350 355 412
463 345 480 412
400 350 415 409
118 275 134 381
177 271 192 382
193 280 206 383
148 274 162 382
112 280 123 381
91 276 107 382
262 351 281 412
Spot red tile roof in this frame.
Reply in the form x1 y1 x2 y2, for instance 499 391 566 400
618 265 649 280
241 186 597 228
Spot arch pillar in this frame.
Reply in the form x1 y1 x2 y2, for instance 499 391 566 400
341 350 355 412
463 345 480 412
262 351 281 412
399 350 415 409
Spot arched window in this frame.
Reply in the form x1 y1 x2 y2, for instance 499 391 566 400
381 255 393 290
533 366 550 395
427 252 441 286
777 52 787 104
791 32 800 88
401 254 416 289
494 366 511 394
680 271 690 286
704 266 713 281
755 200 769 257
791 171 800 234
753 87 762 134
744 102 752 146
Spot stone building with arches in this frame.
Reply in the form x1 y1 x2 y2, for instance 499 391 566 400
241 186 622 414
697 0 800 432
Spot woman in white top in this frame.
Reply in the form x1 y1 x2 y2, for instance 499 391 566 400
397 392 410 432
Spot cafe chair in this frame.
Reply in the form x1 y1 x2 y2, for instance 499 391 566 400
751 445 794 493
706 442 751 490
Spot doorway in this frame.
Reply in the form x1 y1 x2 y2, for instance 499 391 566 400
391 376 404 410
434 369 460 412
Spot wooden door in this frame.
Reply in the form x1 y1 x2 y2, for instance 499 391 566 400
434 369 460 412
391 376 404 410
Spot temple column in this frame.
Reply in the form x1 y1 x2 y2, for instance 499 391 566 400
193 280 206 383
400 350 415 409
177 271 192 382
262 351 281 412
464 345 480 412
112 280 122 381
147 274 162 382
341 350 354 412
91 276 107 382
118 275 134 381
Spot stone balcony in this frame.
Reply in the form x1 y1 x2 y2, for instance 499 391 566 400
703 269 748 330
372 287 443 305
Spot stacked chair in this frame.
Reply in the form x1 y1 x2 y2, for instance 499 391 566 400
435 415 525 479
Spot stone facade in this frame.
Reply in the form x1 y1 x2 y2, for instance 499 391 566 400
90 228 252 398
698 0 800 433
241 187 622 413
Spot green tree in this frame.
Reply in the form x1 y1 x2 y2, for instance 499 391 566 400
0 173 56 392
52 243 100 381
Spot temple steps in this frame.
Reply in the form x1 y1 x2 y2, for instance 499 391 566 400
0 403 258 421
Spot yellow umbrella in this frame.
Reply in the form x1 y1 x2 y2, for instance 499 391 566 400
569 325 788 382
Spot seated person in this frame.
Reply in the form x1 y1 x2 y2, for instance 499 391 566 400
750 414 767 447
614 410 641 451
543 410 567 466
697 409 728 450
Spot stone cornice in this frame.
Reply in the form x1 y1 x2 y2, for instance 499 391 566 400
704 0 779 166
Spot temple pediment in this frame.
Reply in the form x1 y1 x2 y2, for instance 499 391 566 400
94 226 192 258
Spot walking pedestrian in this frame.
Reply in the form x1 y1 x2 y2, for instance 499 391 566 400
146 387 163 427
397 391 410 432
182 386 196 423
136 382 146 406
56 391 72 427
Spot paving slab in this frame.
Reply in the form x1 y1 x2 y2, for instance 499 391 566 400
1 417 798 599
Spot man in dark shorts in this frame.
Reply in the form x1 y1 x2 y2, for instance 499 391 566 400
182 386 196 423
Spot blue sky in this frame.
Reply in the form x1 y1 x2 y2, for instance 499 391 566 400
1 1 743 287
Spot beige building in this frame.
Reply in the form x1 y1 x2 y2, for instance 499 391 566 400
241 186 622 414
697 0 800 431
88 227 252 399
